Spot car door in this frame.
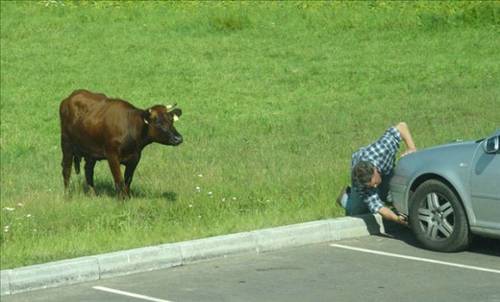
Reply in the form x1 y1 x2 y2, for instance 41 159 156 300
470 134 500 228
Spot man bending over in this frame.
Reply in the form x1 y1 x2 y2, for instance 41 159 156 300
337 122 416 225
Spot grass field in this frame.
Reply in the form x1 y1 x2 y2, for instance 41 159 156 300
1 1 499 269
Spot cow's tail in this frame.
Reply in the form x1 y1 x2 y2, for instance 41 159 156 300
73 156 81 174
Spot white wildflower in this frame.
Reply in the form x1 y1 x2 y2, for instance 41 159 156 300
17 203 24 207
195 186 201 192
3 207 15 212
188 204 193 208
26 214 32 218
197 174 203 178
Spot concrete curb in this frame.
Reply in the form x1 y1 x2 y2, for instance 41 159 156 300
0 214 384 296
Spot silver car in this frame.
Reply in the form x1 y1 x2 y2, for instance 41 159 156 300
390 130 500 252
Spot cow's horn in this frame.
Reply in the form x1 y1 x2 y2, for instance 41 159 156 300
166 103 178 111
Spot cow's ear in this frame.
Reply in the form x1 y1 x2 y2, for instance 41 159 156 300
170 108 182 121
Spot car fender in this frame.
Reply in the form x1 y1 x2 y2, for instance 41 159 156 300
404 168 477 227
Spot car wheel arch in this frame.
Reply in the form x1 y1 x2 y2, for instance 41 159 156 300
408 173 474 227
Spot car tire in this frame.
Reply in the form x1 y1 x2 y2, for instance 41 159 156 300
409 179 470 252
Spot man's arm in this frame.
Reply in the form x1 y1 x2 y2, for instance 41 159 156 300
379 206 408 226
396 122 416 156
364 191 408 226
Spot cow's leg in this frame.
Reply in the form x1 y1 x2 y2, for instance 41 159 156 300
124 156 140 196
73 155 81 175
84 158 97 196
106 154 127 199
61 138 73 192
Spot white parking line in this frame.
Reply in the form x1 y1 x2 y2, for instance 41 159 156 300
330 244 500 274
93 286 174 302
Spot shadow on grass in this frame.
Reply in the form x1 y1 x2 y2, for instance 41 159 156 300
161 191 178 202
86 181 179 202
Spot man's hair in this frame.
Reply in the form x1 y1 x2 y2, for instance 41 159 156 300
352 161 375 188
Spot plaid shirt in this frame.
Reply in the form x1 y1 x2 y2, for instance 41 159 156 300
351 127 401 213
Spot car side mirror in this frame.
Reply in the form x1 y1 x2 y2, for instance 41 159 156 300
483 135 499 154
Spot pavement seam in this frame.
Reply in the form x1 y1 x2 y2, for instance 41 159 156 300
0 214 383 296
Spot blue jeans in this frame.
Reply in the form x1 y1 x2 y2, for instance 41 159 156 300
345 171 393 216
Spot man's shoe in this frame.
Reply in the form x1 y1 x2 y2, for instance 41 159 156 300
336 185 350 208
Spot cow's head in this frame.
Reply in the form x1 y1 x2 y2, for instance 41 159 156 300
143 104 183 146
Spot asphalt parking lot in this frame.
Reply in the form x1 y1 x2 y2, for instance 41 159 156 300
4 227 500 302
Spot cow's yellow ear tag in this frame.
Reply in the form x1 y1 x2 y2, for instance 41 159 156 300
173 114 179 122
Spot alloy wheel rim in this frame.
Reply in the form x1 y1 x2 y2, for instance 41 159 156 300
417 192 455 240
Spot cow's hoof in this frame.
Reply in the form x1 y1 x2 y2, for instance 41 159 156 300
86 187 97 197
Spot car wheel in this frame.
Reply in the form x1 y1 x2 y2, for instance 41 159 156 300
409 179 470 252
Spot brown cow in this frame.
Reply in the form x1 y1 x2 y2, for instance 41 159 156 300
59 89 183 198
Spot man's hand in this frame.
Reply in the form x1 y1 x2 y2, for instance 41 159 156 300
396 213 409 226
379 207 409 226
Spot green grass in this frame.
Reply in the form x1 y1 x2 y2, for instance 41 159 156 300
1 1 499 269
